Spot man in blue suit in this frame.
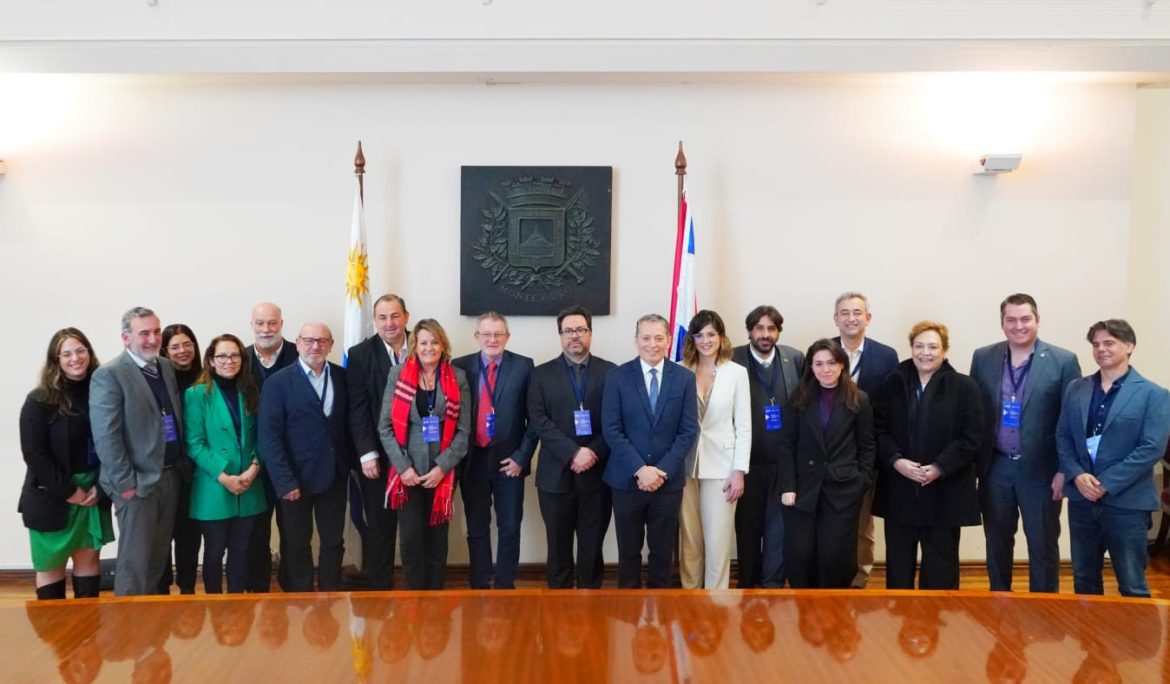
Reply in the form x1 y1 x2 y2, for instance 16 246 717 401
258 322 356 592
831 291 899 588
971 293 1081 593
1057 319 1170 597
453 312 538 589
603 313 699 588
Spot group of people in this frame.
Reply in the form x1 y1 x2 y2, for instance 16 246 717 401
18 291 1170 600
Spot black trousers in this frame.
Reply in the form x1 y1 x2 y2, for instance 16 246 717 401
158 477 201 595
538 486 612 589
201 514 258 594
884 520 961 590
398 485 450 590
279 475 347 592
358 467 398 590
782 492 862 589
734 465 775 588
611 487 683 589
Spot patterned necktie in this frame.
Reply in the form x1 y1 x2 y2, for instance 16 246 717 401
648 368 659 412
475 360 497 447
141 361 160 379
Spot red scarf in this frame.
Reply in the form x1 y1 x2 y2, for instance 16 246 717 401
384 356 460 526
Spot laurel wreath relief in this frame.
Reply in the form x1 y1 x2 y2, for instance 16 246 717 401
472 191 601 291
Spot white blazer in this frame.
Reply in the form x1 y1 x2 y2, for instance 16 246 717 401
686 360 752 479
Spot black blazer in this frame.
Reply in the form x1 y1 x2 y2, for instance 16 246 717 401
246 339 300 391
346 335 400 462
453 350 539 476
832 336 899 398
18 392 110 532
527 353 616 494
258 361 356 497
730 344 805 474
873 359 984 527
777 390 876 514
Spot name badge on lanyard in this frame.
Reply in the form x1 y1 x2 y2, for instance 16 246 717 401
485 411 496 440
1085 434 1102 464
564 357 592 437
422 416 441 443
764 403 782 431
574 409 592 436
1001 400 1022 429
162 411 179 443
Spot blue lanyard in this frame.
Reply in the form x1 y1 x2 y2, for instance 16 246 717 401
479 356 501 406
421 364 440 416
752 357 781 404
1005 353 1033 400
562 356 589 409
305 365 330 410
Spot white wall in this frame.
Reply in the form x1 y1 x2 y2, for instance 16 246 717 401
0 74 1139 567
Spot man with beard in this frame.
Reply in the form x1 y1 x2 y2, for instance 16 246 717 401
731 305 803 587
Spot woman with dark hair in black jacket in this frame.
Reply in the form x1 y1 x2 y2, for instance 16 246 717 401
873 321 984 590
19 327 113 600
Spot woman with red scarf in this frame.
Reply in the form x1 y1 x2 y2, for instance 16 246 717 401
378 319 471 590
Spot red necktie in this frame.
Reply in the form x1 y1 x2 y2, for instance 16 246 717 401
475 360 497 447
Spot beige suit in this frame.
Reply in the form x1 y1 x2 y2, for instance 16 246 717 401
680 360 752 589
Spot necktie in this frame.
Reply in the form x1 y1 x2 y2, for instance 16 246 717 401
648 368 659 412
141 362 160 379
475 360 497 447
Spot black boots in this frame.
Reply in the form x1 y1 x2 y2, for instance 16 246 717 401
35 579 67 600
72 574 101 599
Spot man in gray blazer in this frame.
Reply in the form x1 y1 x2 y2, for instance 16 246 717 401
1057 319 1170 597
970 293 1081 593
90 306 189 596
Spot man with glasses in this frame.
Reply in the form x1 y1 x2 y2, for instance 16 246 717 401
527 306 616 588
90 306 191 595
453 312 538 589
346 294 411 589
258 323 356 591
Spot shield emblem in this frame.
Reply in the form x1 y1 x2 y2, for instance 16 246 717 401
508 207 565 269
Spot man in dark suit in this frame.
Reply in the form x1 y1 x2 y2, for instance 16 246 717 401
1057 319 1170 597
453 312 538 589
831 291 899 588
970 293 1081 593
90 306 190 596
731 305 803 588
602 313 698 588
346 293 411 590
527 306 616 588
245 300 300 592
258 322 356 592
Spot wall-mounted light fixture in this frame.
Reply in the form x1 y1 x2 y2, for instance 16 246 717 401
974 153 1022 175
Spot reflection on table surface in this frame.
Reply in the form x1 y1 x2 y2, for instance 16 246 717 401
8 590 1169 683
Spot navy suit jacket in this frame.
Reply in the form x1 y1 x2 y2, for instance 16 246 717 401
970 338 1081 482
1057 367 1170 511
832 335 899 399
602 359 699 492
258 361 355 498
453 349 539 475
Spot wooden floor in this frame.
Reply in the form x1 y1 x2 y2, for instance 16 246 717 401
9 587 1170 683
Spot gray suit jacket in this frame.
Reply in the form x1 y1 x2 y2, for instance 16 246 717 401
377 364 472 477
89 350 185 499
970 338 1081 482
1057 367 1170 511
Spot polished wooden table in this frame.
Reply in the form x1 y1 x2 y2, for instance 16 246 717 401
8 589 1168 683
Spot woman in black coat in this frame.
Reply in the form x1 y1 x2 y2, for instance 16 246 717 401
19 327 113 600
778 339 876 588
873 321 984 590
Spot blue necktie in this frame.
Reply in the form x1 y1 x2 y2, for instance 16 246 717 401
648 368 659 412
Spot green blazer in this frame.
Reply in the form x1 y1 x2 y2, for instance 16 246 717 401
183 383 267 521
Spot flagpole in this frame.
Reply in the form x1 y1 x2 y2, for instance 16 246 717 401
354 141 365 204
675 141 686 226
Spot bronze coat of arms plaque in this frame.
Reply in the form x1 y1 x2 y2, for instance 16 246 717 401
460 166 612 316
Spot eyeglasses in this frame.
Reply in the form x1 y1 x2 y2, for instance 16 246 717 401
298 337 333 348
58 348 89 360
560 327 590 338
167 341 195 352
213 353 243 363
476 332 507 340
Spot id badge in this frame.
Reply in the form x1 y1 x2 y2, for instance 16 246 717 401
1085 434 1102 462
485 411 496 439
573 409 593 436
422 416 441 443
162 413 179 443
1001 400 1022 429
764 404 782 431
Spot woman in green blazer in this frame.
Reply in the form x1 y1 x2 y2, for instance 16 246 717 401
184 333 267 593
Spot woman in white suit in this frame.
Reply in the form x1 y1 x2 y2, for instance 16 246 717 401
679 309 753 588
